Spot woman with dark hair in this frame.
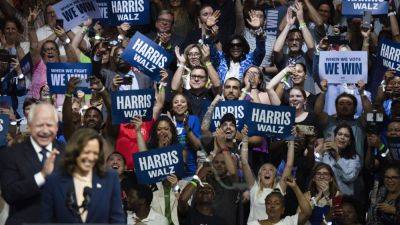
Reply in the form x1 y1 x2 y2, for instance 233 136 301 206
367 164 400 225
239 65 280 105
304 163 340 225
41 128 125 223
248 179 312 225
266 63 317 110
217 30 265 83
315 123 361 195
134 93 200 176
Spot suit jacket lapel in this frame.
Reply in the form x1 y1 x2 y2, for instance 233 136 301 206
23 140 42 172
58 173 82 223
86 173 102 222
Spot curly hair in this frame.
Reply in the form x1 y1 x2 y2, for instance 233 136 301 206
62 128 106 177
147 115 179 149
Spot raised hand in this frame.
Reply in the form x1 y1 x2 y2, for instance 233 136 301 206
294 1 305 23
10 57 22 74
166 174 178 187
356 80 366 94
209 25 219 38
206 10 221 28
215 128 227 151
53 26 68 42
175 46 186 64
320 79 328 92
28 6 41 25
41 149 60 178
118 22 131 35
286 7 296 26
131 115 143 131
246 10 263 29
200 44 210 63
158 32 171 46
159 69 169 83
112 75 124 91
67 77 81 94
361 28 371 39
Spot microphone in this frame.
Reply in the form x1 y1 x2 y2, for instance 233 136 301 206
66 188 79 215
81 187 92 212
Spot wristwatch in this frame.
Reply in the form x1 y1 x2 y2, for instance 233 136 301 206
64 38 71 44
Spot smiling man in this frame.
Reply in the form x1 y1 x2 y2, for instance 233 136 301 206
0 102 64 225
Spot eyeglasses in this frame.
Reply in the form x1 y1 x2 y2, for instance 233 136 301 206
315 172 331 177
384 176 400 181
190 74 207 80
188 52 201 57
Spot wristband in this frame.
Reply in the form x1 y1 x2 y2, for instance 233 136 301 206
205 61 212 67
388 12 396 17
98 86 105 93
189 181 198 188
299 22 307 30
65 93 72 98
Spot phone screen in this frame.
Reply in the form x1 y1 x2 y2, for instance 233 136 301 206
56 19 64 28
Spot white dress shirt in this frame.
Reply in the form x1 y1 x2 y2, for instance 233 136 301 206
31 137 53 187
127 209 168 225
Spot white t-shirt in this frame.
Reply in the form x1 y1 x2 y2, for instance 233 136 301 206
127 209 168 225
247 214 299 225
248 182 285 223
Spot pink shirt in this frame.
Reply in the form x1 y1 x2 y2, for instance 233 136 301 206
28 59 47 99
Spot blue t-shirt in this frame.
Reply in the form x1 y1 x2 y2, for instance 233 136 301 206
175 115 201 177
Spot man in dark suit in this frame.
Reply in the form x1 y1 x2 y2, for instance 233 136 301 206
0 102 64 225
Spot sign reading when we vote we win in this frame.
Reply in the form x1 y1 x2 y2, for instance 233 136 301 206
342 0 388 16
378 38 400 75
110 89 155 124
47 63 92 94
96 0 150 25
53 0 101 31
134 145 184 184
121 32 173 80
318 51 368 84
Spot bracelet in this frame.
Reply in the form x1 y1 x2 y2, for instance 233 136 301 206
299 22 307 30
388 12 396 17
98 86 105 93
189 181 198 188
205 61 212 67
177 63 185 68
65 93 72 98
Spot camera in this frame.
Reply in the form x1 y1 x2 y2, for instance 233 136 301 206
366 109 384 134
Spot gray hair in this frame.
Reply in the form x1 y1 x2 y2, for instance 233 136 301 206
28 102 58 124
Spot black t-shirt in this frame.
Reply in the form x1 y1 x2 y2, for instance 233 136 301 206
182 207 229 225
295 112 323 139
182 88 215 119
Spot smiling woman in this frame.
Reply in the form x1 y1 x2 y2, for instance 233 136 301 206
41 128 125 223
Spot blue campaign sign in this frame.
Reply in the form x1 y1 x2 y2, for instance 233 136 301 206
121 32 173 80
247 103 295 140
111 89 155 124
0 96 12 109
47 63 92 94
210 100 248 132
342 0 388 16
387 137 400 161
378 38 400 75
133 144 184 184
0 114 10 147
100 0 150 25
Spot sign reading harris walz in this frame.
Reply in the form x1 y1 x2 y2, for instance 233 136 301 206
378 38 400 75
121 32 173 81
342 0 388 16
